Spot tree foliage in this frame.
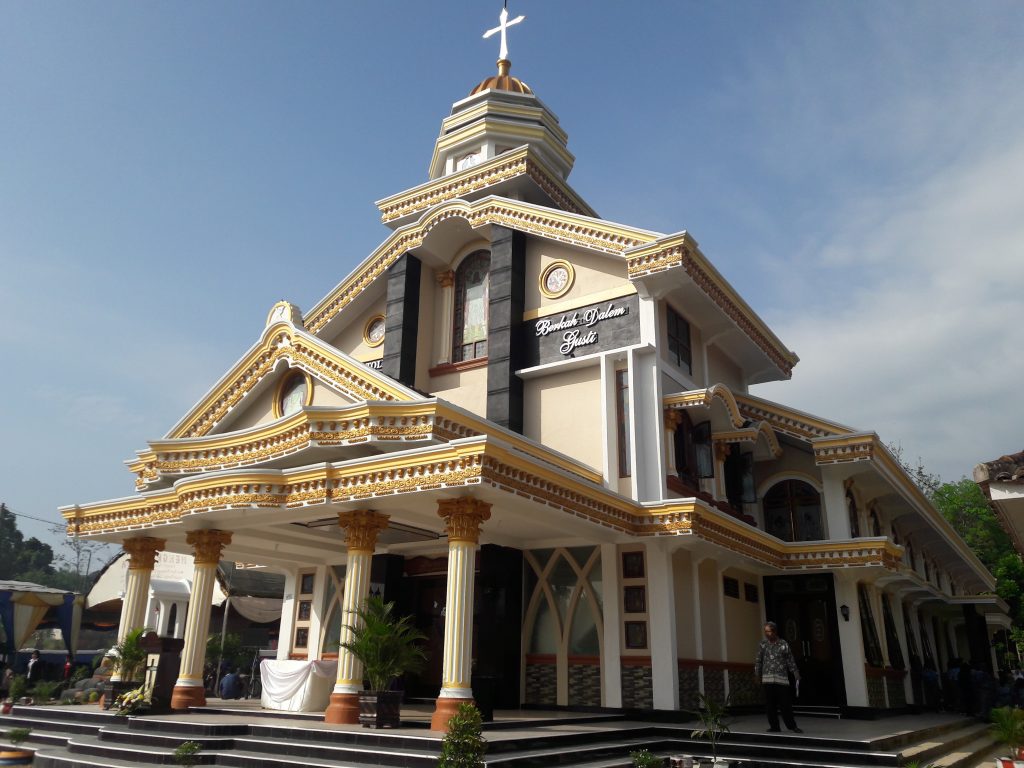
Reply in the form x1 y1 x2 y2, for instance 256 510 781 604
0 503 56 582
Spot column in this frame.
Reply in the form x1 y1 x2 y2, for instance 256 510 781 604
431 497 491 731
646 541 680 709
600 543 622 707
834 573 870 707
170 530 231 710
111 537 164 683
664 409 682 482
435 270 455 365
277 570 298 661
821 466 853 539
324 510 390 724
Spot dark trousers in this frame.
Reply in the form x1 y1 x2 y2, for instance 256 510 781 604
764 683 797 730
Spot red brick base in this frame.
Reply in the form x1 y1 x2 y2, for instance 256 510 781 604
430 696 473 732
169 684 206 711
323 692 360 724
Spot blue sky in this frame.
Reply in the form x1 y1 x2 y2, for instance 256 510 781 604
2 1 1022 552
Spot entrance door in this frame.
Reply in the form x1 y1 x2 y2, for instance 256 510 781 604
763 574 845 706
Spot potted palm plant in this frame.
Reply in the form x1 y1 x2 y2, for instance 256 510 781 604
991 706 1024 768
690 692 731 768
103 627 151 710
339 596 426 728
1 727 34 768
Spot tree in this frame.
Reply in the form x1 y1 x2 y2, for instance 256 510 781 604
886 443 942 498
0 503 56 582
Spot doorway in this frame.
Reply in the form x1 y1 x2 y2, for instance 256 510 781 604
763 574 845 706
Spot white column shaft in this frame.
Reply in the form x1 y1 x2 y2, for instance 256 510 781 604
334 551 373 693
175 562 218 688
439 540 476 698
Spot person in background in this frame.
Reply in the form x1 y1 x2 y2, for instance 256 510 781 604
63 653 73 681
754 621 803 734
219 667 244 700
26 650 42 684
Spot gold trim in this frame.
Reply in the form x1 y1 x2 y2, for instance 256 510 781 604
538 260 575 299
272 369 314 420
169 324 414 439
304 198 655 335
363 314 386 348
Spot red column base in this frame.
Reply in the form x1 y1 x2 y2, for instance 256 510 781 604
169 684 206 711
324 692 361 724
430 696 474 732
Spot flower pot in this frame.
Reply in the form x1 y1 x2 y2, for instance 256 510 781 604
0 747 35 767
0 700 12 715
358 690 403 729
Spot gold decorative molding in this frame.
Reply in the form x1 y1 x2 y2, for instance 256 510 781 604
436 270 455 288
664 408 683 431
627 236 799 378
338 510 390 554
437 497 492 544
122 537 165 571
377 148 593 224
813 435 877 465
170 324 414 440
734 393 852 441
304 197 654 335
664 384 745 429
186 529 232 565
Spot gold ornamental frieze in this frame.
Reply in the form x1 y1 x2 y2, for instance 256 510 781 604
664 385 745 429
305 198 653 334
187 529 232 565
437 497 492 544
813 437 876 465
122 536 166 570
734 397 844 441
338 509 390 553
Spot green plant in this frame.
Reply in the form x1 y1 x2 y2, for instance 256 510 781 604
339 596 426 692
991 706 1024 755
438 703 487 768
87 690 100 703
206 632 249 672
31 680 62 703
109 627 151 682
8 674 28 702
69 665 91 685
630 748 664 767
173 740 203 767
5 727 31 746
690 692 731 763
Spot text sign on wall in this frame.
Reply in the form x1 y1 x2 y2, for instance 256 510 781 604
521 294 641 367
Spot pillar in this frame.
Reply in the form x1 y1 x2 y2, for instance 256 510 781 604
646 540 679 709
324 510 390 724
170 530 231 711
600 543 622 707
431 497 491 731
277 570 298 661
821 466 853 539
435 270 455 365
111 537 164 683
834 573 870 707
664 409 681 482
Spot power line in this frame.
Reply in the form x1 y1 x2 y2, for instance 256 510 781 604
0 502 62 529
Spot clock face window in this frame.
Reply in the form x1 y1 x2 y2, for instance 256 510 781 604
364 315 386 347
540 261 574 298
457 150 482 171
279 374 308 418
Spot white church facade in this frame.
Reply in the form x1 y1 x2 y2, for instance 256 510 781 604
62 14 1002 730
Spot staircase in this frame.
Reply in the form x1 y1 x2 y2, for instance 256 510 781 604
4 705 998 768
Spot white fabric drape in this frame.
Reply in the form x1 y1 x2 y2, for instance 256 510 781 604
260 659 338 712
231 596 282 624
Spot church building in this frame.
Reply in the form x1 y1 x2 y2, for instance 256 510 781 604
61 11 1002 729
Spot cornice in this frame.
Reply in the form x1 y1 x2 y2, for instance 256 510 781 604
429 118 575 178
812 433 878 465
303 197 657 335
711 421 783 459
440 99 569 145
376 146 595 224
626 234 799 378
168 322 417 440
664 384 746 429
131 400 603 490
734 392 853 441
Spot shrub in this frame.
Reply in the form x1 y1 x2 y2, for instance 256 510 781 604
173 740 202 767
630 749 664 768
438 702 487 768
5 727 31 746
31 680 62 703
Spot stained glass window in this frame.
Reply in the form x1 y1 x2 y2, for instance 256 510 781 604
453 251 490 362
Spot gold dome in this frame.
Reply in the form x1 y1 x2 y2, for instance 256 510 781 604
469 59 533 96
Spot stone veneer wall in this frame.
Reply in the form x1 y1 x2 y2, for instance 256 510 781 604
621 663 653 709
885 675 907 708
679 664 701 710
727 666 763 706
525 662 556 706
702 666 726 705
568 663 601 707
867 672 886 708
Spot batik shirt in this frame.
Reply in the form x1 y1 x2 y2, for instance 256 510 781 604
754 638 799 685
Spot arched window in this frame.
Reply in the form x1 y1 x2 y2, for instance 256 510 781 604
763 480 823 542
276 370 310 418
847 491 861 538
452 250 490 362
869 508 882 537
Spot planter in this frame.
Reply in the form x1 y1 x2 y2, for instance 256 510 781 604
0 747 35 767
358 690 403 729
0 701 12 715
101 680 136 711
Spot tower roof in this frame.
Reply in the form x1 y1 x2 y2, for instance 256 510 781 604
470 59 532 96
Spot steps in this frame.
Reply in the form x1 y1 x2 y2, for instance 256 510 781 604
10 704 999 768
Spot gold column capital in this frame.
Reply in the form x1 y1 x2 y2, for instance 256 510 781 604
122 537 165 571
663 408 683 432
338 509 390 554
436 269 455 288
186 529 232 565
437 497 491 544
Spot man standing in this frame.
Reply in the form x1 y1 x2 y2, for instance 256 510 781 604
754 622 803 733
26 650 43 684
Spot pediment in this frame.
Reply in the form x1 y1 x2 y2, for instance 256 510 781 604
165 316 419 441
